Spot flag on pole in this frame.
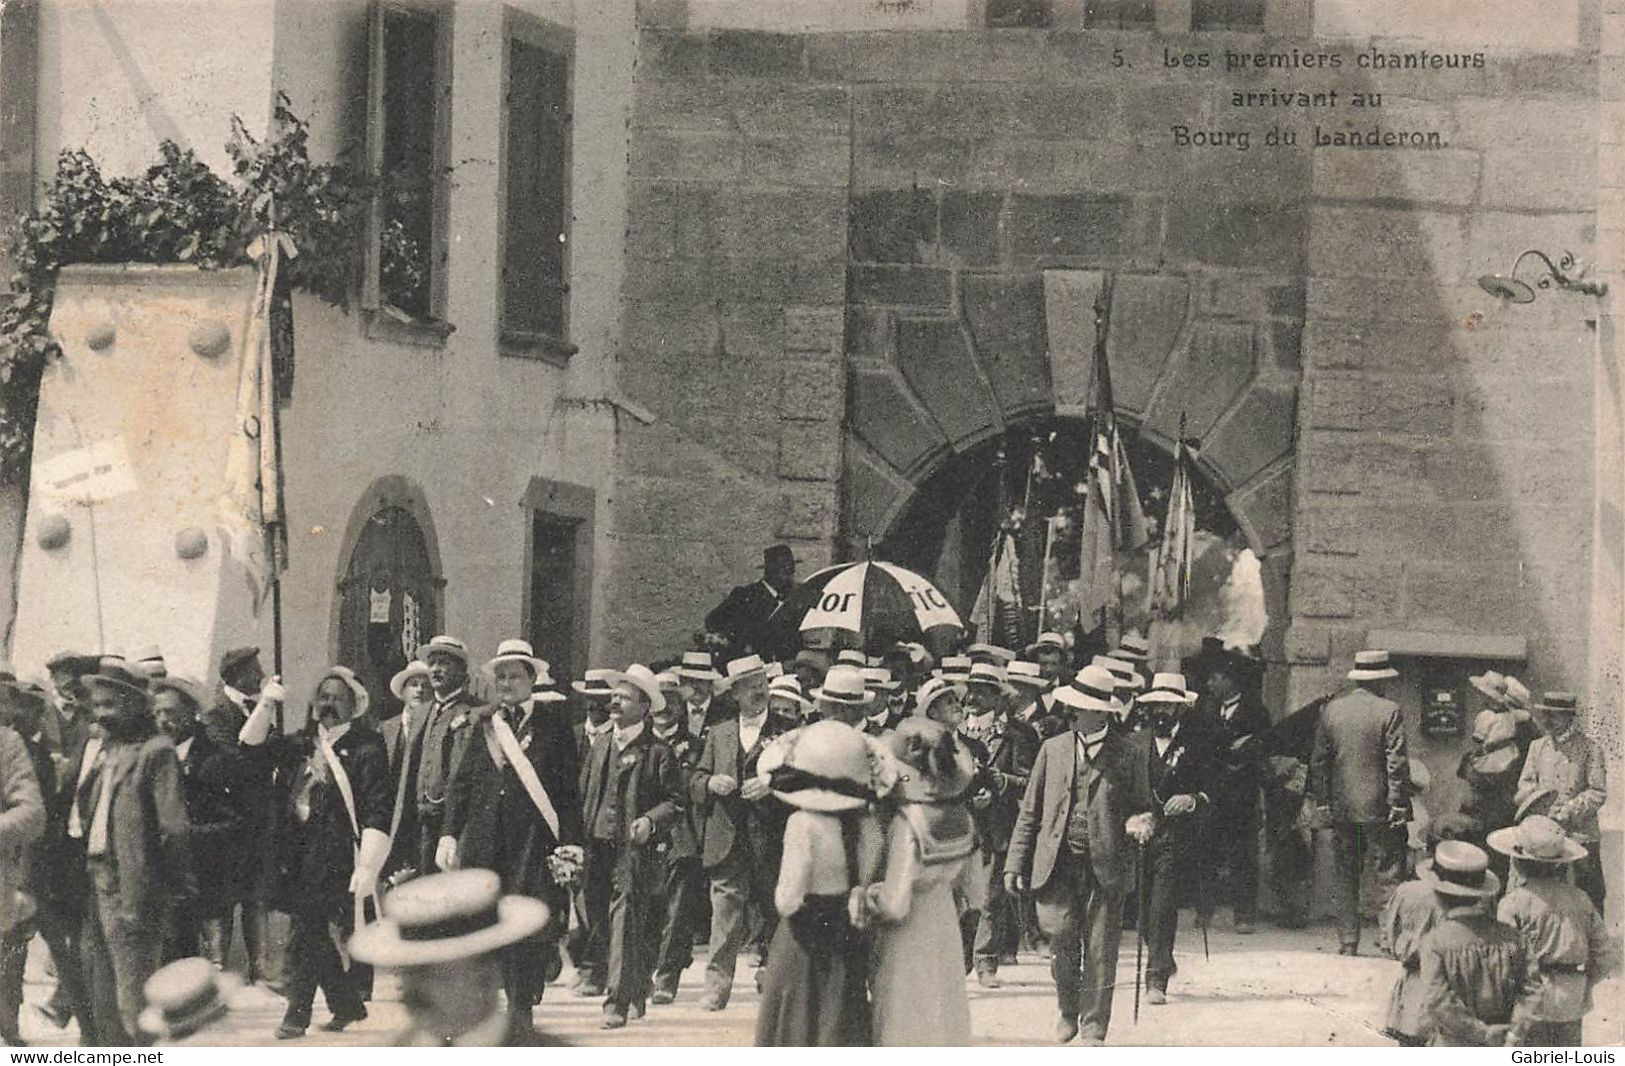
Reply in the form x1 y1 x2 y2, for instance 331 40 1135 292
971 526 1024 649
1077 276 1149 632
1147 436 1196 620
219 232 293 609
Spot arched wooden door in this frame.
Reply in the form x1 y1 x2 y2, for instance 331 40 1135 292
337 505 441 720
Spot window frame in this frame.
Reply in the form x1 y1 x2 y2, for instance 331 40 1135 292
497 7 578 365
362 0 456 347
520 477 596 687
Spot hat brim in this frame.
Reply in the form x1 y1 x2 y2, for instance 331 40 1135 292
1052 687 1122 715
1348 667 1400 681
390 668 432 700
1469 676 1508 702
1007 674 1049 689
1137 690 1196 705
1419 861 1501 899
81 675 146 700
810 687 874 706
1533 702 1579 715
349 895 550 968
571 681 613 697
486 654 552 686
675 668 722 682
605 672 667 716
416 644 471 667
1485 827 1588 863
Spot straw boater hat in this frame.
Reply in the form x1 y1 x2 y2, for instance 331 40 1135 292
1419 840 1500 899
486 639 553 685
1137 672 1197 705
835 650 868 668
1348 649 1399 682
966 643 1016 667
912 676 966 718
758 718 896 812
1025 631 1068 657
1486 814 1587 865
80 658 149 701
606 663 667 716
147 676 207 713
319 665 370 719
965 662 1012 697
1533 691 1580 716
1469 669 1511 704
390 661 431 701
1052 664 1125 716
768 674 811 712
1006 660 1050 690
887 717 977 803
935 655 973 681
862 667 900 693
764 661 785 680
416 634 472 667
530 682 567 704
572 668 617 698
1114 634 1151 664
1093 655 1141 691
349 869 551 968
811 664 874 708
654 670 683 696
138 958 242 1042
724 654 769 688
675 651 722 683
130 645 168 679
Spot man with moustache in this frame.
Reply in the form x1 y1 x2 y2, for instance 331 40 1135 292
240 667 391 1040
646 670 704 1005
674 652 724 740
440 640 582 1042
75 659 195 1046
149 677 242 965
414 636 485 877
690 655 793 1011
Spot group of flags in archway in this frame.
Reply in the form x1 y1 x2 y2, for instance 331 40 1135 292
970 274 1197 651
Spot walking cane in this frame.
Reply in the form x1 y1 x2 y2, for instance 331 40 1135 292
1133 838 1146 1024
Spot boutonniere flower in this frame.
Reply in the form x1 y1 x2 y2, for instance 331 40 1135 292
450 713 467 730
520 734 533 752
618 751 639 768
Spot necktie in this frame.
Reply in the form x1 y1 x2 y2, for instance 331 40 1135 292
68 738 103 839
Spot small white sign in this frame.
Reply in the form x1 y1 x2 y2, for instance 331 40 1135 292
36 438 139 504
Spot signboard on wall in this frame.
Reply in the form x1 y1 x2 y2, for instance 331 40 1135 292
35 438 139 504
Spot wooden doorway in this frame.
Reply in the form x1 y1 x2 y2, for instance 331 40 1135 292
337 503 441 719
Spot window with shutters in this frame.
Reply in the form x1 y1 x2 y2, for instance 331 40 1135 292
363 0 454 346
500 12 576 363
1191 0 1266 31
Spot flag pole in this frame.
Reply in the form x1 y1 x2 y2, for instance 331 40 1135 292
263 198 289 729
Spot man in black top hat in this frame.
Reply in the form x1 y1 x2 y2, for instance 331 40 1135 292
704 545 799 664
1190 641 1268 934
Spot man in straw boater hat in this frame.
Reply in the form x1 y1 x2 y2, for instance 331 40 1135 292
148 675 241 966
350 869 559 1046
577 663 686 1029
1516 692 1608 913
1189 639 1268 935
1005 663 1157 1045
1415 841 1541 1046
1127 672 1216 1006
239 665 391 1040
413 635 486 878
1111 633 1152 686
71 658 194 1046
859 667 903 736
692 654 795 1010
767 674 812 725
964 662 1040 988
1025 631 1070 686
1309 649 1413 955
1489 815 1609 1046
674 650 725 741
1459 671 1538 846
437 639 584 1040
380 661 432 885
643 670 706 1005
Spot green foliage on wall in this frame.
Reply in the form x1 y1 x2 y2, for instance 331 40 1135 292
0 94 425 481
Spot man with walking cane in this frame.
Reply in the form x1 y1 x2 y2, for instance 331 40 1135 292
1005 664 1156 1045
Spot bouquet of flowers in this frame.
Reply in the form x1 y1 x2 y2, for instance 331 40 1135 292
547 844 586 886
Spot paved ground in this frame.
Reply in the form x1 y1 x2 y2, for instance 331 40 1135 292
13 916 1622 1047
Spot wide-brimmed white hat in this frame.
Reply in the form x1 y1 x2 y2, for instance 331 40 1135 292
1486 814 1587 864
759 719 895 812
912 676 966 718
1006 660 1050 690
416 635 472 667
1348 649 1399 681
147 675 208 713
1469 669 1510 703
1025 631 1068 656
607 663 666 716
811 664 874 707
934 655 973 680
965 662 1012 695
485 639 553 685
966 643 1015 666
768 674 811 711
862 667 900 693
1420 840 1501 899
572 668 617 697
390 661 432 701
724 654 768 689
349 869 551 968
834 650 868 668
1053 664 1126 716
675 651 722 682
317 665 370 720
1137 672 1197 705
1114 634 1150 664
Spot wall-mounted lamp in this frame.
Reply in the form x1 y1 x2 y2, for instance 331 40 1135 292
1477 249 1608 303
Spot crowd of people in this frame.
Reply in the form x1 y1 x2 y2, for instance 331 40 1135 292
0 544 1610 1047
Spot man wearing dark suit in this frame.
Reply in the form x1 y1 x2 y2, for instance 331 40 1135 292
968 667 1040 987
43 652 97 768
1129 673 1217 1004
442 641 583 1041
76 659 196 1046
414 637 484 877
1309 649 1412 956
380 662 432 883
0 689 47 1046
1005 664 1156 1046
578 665 685 1029
150 678 242 966
241 667 391 1040
1191 643 1268 934
689 655 792 1011
646 673 704 1005
703 545 798 663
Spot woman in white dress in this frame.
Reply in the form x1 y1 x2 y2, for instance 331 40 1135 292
862 697 978 1046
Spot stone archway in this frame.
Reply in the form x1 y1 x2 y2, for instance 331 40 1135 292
841 268 1300 701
